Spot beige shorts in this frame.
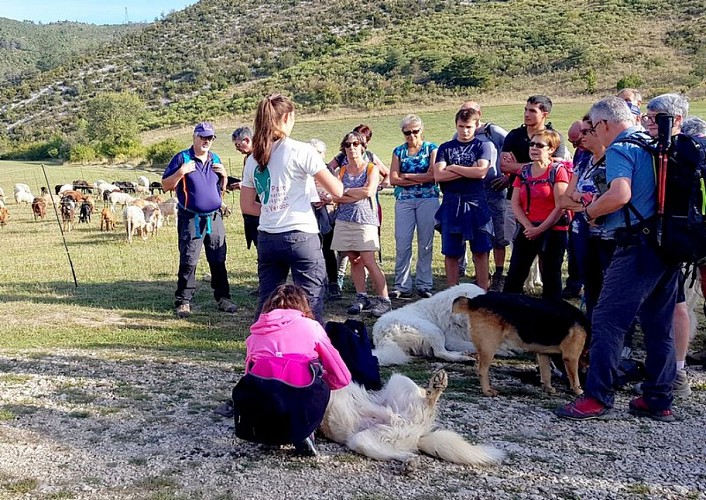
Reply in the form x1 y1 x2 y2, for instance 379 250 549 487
331 220 380 252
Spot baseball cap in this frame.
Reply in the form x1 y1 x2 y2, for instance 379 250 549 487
194 122 217 138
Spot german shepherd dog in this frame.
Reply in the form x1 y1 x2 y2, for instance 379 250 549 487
452 292 588 397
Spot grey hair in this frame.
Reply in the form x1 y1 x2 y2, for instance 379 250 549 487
307 138 327 155
400 114 423 131
617 88 642 104
231 126 253 141
681 116 706 137
646 93 689 118
588 97 634 126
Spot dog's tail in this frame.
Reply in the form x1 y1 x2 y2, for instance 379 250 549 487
419 429 505 465
371 342 410 366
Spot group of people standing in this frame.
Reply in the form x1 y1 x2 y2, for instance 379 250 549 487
162 90 706 428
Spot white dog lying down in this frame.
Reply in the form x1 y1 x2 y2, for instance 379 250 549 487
372 284 516 366
320 370 504 465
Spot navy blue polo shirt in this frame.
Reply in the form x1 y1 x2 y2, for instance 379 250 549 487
163 147 223 213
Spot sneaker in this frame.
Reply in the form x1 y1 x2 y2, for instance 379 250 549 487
293 436 317 457
634 369 691 398
388 289 412 299
370 297 392 317
347 294 373 315
629 396 675 422
176 303 191 318
417 289 433 299
554 395 611 421
213 401 234 418
216 297 238 313
327 283 342 301
489 273 505 292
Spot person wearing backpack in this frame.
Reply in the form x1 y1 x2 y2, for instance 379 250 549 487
556 97 681 422
232 284 352 456
161 122 239 319
502 129 571 301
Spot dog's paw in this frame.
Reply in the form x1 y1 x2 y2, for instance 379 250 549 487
482 387 499 397
542 385 557 395
400 455 421 475
428 369 448 391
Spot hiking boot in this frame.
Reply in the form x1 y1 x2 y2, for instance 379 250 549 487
175 303 191 319
634 369 691 398
417 289 433 299
216 297 238 313
389 289 412 299
327 283 342 301
489 273 505 292
554 395 611 421
293 436 317 457
629 396 675 422
347 294 373 315
213 401 234 418
370 297 392 317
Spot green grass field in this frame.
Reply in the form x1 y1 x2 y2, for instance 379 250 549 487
1 100 705 354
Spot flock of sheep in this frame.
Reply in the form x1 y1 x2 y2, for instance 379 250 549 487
0 176 180 243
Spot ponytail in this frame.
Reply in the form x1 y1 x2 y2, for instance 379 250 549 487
252 93 295 171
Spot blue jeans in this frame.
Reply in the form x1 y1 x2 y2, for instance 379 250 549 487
256 230 326 323
393 198 439 292
175 210 230 306
585 239 679 410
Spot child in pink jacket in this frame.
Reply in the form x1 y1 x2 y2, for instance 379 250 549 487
233 284 351 456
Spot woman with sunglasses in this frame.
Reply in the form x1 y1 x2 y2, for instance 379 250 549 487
331 131 391 317
388 114 439 299
240 94 344 323
503 129 571 300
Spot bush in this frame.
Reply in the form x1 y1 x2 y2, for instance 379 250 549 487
146 138 182 165
68 143 97 164
617 74 644 91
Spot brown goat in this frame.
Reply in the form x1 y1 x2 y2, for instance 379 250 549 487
60 197 76 232
0 207 9 227
31 197 47 221
100 207 116 231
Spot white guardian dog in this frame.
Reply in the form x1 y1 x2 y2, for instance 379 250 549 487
321 369 504 465
372 284 488 365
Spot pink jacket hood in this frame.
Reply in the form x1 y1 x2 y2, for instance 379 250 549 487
246 309 351 390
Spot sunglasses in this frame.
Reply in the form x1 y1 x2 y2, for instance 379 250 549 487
529 142 549 149
580 127 597 137
343 141 361 149
200 136 215 141
403 129 421 136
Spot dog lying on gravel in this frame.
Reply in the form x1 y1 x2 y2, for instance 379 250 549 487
452 292 588 397
320 369 504 465
372 284 516 365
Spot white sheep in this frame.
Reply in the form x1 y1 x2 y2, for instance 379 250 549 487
158 198 178 226
123 205 150 243
14 189 34 205
58 183 74 195
109 192 135 213
14 183 31 194
137 176 149 189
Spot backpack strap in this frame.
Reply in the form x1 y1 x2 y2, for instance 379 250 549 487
518 163 560 216
612 134 658 228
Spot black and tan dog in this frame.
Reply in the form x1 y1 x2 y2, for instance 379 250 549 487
452 292 588 397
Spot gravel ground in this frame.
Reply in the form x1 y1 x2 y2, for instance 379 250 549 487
1 348 705 500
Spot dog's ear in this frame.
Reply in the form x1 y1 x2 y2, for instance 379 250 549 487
451 296 471 314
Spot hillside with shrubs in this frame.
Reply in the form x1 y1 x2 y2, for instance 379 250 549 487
0 0 704 163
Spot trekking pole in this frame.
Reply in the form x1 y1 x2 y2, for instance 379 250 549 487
655 114 674 246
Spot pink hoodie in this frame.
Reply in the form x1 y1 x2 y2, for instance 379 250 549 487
245 309 351 390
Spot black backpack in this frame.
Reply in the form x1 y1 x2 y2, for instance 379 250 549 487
324 319 382 390
615 132 706 265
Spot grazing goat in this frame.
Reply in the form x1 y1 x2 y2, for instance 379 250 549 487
57 183 74 195
60 196 76 232
72 180 92 194
14 183 31 194
114 181 136 193
158 198 178 226
79 201 92 223
60 190 83 203
31 197 47 221
123 206 150 243
100 208 116 231
109 192 135 213
145 194 164 204
14 188 34 205
0 207 9 226
149 181 164 195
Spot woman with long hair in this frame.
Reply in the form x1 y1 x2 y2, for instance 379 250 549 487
502 129 571 300
240 94 343 322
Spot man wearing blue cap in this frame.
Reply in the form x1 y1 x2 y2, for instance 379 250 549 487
162 122 238 318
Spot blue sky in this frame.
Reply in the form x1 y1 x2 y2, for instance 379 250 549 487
0 1 197 25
